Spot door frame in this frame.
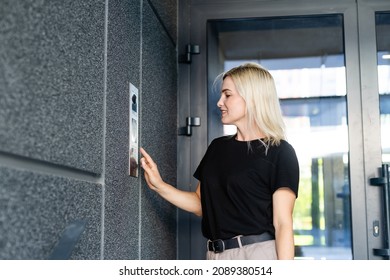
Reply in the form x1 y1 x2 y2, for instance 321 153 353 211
356 0 390 260
177 0 389 260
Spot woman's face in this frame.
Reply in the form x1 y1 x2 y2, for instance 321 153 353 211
217 76 247 127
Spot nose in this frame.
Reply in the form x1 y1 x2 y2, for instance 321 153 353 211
217 95 224 108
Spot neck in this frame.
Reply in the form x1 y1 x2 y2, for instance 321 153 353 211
235 127 265 141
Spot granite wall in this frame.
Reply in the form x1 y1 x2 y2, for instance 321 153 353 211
0 0 177 259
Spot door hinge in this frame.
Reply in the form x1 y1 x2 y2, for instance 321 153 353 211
178 117 201 136
179 44 200 64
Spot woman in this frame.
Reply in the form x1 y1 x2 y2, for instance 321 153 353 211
140 62 299 260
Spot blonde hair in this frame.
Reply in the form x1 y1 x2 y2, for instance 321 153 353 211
222 62 285 146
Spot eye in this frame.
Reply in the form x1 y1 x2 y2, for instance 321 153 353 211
221 90 232 98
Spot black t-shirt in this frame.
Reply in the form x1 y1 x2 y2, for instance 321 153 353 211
193 135 299 240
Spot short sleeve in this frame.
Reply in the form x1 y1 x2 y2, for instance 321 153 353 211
193 139 215 181
274 143 300 197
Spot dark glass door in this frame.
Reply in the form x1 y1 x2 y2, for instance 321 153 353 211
207 14 352 260
177 0 390 260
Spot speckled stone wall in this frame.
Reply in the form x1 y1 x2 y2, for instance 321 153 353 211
0 0 177 260
0 167 102 259
0 0 104 173
140 2 177 260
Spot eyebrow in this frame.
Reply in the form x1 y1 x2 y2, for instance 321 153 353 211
221 88 232 93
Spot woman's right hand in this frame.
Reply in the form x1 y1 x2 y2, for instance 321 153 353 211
140 148 202 216
140 147 164 191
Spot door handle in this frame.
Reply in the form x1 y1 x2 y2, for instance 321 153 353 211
370 164 390 259
178 117 201 136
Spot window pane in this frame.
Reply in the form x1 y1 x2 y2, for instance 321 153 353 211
376 12 390 164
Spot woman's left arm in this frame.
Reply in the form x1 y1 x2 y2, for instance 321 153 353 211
273 187 297 260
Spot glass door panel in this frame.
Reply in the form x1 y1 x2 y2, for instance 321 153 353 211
207 15 353 259
376 12 390 164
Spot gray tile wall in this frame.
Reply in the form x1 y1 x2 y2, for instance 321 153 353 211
140 1 177 260
0 0 177 259
0 0 105 173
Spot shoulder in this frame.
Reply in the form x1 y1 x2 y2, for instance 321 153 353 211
197 135 233 168
209 135 234 146
278 140 296 152
268 140 298 162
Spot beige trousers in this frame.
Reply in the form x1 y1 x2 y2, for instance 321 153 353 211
206 240 277 260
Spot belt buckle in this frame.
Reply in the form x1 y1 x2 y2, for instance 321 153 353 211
211 239 225 253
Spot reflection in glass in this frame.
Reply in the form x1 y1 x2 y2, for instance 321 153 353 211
376 12 390 164
208 15 352 259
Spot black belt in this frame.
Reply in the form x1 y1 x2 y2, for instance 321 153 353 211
207 232 274 253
